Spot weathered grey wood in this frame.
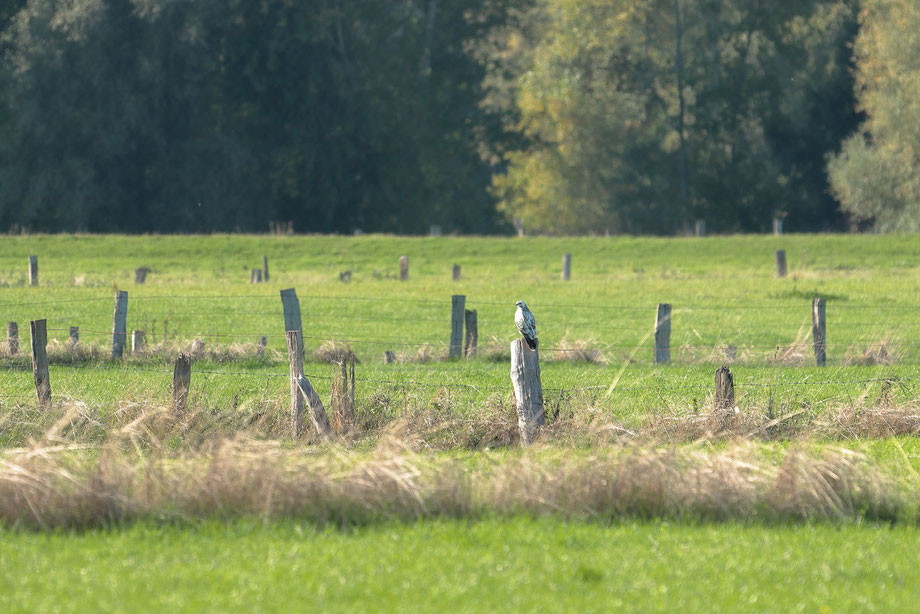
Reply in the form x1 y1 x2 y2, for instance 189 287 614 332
714 366 735 412
654 303 672 365
695 220 705 237
251 269 262 283
339 270 351 282
7 322 18 355
256 336 267 357
286 330 305 437
449 295 466 359
172 354 191 412
510 339 544 445
134 267 149 284
30 319 51 408
111 290 128 359
280 289 302 350
452 264 461 281
331 357 356 435
131 330 144 353
69 326 79 347
399 255 409 281
812 297 826 367
773 218 783 235
562 253 571 281
384 350 396 364
464 309 478 358
775 250 787 278
296 375 332 439
262 255 269 282
28 255 38 286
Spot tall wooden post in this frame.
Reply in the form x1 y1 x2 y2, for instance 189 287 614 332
172 354 191 412
464 309 478 358
449 295 466 359
28 255 38 286
510 339 544 445
30 319 51 409
286 330 305 437
654 303 672 365
111 290 128 359
775 250 787 278
714 366 735 412
399 255 409 281
262 255 270 282
812 298 826 367
562 253 571 281
280 288 303 352
773 218 783 235
7 322 18 356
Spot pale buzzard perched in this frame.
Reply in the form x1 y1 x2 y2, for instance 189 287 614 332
514 300 538 350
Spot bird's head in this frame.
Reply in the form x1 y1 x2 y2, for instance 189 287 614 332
515 300 527 309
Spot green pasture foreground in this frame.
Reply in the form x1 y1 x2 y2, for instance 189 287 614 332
1 518 915 613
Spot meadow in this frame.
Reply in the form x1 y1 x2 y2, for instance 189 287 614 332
3 233 920 610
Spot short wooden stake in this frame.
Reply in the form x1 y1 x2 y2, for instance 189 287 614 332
339 270 352 283
172 354 191 412
69 326 79 347
384 350 396 364
654 303 672 365
773 218 783 236
111 290 128 359
775 250 787 278
695 220 706 237
812 298 826 367
251 269 262 283
7 322 18 355
452 264 461 281
562 253 571 281
331 357 356 435
286 330 305 437
134 267 149 284
510 339 544 445
464 309 478 358
28 255 38 286
449 295 466 359
399 255 409 281
131 330 144 353
296 375 332 439
714 366 735 412
280 288 303 347
262 255 269 282
30 319 51 408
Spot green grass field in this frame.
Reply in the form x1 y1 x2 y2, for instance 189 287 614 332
3 233 920 611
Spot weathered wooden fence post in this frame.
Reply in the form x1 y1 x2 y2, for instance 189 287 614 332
251 269 262 283
280 288 303 353
69 326 79 347
464 309 478 358
452 264 461 281
172 354 191 412
449 295 466 359
30 319 51 408
331 356 356 435
695 220 706 237
8 322 18 355
262 255 269 282
654 303 672 365
562 253 571 281
714 366 735 412
399 255 409 281
28 255 38 286
510 339 544 445
286 330 305 437
812 297 826 367
111 290 128 359
132 330 144 354
773 218 783 236
134 267 149 284
384 350 396 364
296 375 332 439
775 250 787 278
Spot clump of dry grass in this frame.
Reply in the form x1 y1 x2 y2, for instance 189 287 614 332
842 339 899 366
313 341 358 364
551 336 607 364
395 343 446 364
768 326 813 366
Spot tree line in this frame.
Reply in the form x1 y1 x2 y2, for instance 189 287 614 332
0 0 914 234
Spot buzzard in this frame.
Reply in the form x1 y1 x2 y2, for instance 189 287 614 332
514 300 538 350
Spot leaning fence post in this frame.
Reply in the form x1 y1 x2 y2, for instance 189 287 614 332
8 322 18 355
654 303 672 365
112 290 128 359
452 264 461 281
775 250 787 278
812 298 826 367
172 354 191 412
464 309 478 358
510 339 544 445
262 255 270 282
30 319 51 408
280 288 303 351
286 330 306 437
28 255 38 286
69 326 79 347
449 295 466 359
562 253 571 281
296 375 332 439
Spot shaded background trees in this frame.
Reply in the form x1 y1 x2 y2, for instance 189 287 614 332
0 0 910 234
